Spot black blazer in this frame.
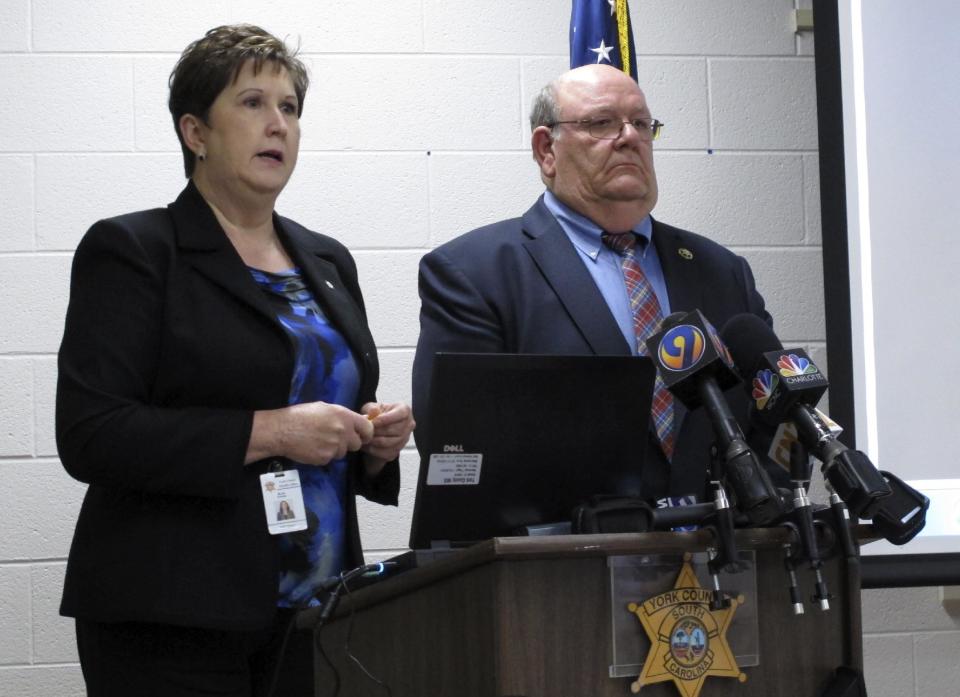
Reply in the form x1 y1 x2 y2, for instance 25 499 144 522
56 182 399 631
413 197 774 501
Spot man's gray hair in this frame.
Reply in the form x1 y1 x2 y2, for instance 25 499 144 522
529 82 561 133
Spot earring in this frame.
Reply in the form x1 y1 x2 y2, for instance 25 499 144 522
198 151 206 162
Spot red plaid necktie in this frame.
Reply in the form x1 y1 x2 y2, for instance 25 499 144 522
602 232 675 460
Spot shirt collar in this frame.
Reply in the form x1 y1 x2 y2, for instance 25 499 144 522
542 190 653 261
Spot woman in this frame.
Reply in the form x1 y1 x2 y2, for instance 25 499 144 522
56 24 414 697
277 499 296 521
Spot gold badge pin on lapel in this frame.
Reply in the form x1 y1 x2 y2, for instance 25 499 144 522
678 248 694 260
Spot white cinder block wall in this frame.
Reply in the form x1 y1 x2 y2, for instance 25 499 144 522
1 1 954 695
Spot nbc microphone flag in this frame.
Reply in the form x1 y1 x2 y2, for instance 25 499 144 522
570 0 638 80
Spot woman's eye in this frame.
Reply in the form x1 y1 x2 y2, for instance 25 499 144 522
281 102 297 115
244 97 261 108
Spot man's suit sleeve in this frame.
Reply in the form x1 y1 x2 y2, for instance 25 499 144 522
412 246 505 444
731 252 792 487
736 254 773 328
56 219 252 500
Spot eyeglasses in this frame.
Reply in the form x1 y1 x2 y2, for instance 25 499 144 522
548 117 664 141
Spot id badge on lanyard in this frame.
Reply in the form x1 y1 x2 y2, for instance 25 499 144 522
260 463 308 535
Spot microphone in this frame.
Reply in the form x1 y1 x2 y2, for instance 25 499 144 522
720 315 930 546
645 309 785 525
315 561 398 626
868 470 929 545
720 313 895 520
317 561 398 594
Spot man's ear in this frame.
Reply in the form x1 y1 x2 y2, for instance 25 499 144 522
531 126 557 179
179 113 207 157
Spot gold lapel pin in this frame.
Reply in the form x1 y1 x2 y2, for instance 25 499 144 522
678 248 693 260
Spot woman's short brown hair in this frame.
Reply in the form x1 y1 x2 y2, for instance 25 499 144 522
168 24 309 178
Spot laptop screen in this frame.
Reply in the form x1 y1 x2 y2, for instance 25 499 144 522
409 353 655 549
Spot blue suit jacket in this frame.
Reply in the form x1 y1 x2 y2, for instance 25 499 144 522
413 196 773 501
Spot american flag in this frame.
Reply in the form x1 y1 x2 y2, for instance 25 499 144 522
570 0 638 80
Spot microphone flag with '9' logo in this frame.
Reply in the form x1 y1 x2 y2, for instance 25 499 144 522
644 309 739 410
646 309 786 525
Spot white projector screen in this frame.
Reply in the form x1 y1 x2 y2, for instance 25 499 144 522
830 0 959 555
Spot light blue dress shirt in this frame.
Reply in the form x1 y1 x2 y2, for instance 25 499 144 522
542 190 671 354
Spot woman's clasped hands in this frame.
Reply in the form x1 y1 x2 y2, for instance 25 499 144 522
249 400 414 470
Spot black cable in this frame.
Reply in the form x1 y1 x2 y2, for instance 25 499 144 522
341 582 393 695
263 611 298 697
270 562 395 697
315 618 342 697
266 565 351 697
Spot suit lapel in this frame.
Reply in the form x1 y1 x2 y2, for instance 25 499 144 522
521 199 631 355
168 182 279 328
650 218 705 447
278 220 374 367
652 218 703 316
168 182 375 405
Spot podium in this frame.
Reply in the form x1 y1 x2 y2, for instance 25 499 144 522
297 528 864 696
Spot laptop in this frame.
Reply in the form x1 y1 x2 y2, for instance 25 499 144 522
408 353 655 550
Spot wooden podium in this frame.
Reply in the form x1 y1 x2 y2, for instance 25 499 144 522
297 529 864 697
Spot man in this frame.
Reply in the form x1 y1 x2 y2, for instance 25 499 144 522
413 64 773 502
